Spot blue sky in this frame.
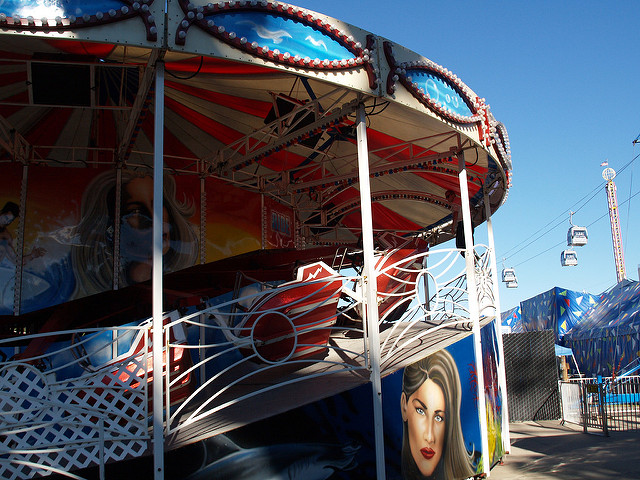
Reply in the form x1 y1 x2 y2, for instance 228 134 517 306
293 0 640 311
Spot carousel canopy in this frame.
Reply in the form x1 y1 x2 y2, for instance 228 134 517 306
0 0 511 246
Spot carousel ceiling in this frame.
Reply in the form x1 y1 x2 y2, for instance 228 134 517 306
0 0 511 246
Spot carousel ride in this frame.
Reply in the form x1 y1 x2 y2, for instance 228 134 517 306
0 1 512 479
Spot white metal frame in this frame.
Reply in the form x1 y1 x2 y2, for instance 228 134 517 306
0 40 508 480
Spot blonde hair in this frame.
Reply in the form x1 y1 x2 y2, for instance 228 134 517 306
401 349 476 479
71 170 199 298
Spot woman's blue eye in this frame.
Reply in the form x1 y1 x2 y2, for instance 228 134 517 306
416 407 425 416
435 414 443 422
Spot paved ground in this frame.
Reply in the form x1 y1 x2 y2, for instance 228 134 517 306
489 420 640 479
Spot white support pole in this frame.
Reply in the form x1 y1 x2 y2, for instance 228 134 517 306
199 176 207 383
423 256 430 322
484 190 511 453
113 166 122 291
356 104 385 480
152 60 165 480
200 176 206 265
458 154 489 476
13 164 28 315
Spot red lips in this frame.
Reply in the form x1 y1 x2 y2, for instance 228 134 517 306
420 447 435 459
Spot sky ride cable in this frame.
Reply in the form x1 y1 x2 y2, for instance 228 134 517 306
624 144 638 256
509 188 640 268
500 183 602 260
501 151 640 266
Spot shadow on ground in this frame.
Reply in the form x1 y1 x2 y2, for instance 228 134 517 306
490 421 640 479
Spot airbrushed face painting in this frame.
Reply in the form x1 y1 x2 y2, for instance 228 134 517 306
401 378 446 477
120 176 171 283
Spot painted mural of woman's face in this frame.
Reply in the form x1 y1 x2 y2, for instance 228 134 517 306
120 176 170 283
401 378 446 477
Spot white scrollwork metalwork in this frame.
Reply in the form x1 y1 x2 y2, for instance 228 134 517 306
0 243 499 477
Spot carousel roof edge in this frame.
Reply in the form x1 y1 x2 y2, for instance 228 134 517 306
0 0 512 211
163 1 513 195
0 0 164 46
0 1 511 169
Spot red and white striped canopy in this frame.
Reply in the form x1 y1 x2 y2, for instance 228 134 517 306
0 1 511 246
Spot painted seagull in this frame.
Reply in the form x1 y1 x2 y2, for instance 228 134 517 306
305 35 328 51
237 20 292 44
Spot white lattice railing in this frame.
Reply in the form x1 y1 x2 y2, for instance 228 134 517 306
0 325 151 479
0 243 498 478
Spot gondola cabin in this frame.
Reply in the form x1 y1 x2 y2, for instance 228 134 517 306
567 225 588 247
506 280 518 288
502 267 517 283
561 249 578 266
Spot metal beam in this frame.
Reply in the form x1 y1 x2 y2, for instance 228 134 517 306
356 103 385 480
484 190 511 453
117 48 164 163
0 114 32 163
152 60 165 480
216 96 360 174
458 153 489 477
278 147 473 196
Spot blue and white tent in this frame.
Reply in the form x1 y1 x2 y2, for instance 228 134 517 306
564 281 640 377
500 305 521 333
502 287 600 341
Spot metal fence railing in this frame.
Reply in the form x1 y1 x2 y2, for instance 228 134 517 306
0 243 500 479
560 376 640 435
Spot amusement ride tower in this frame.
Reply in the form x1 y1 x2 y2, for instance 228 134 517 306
602 165 627 282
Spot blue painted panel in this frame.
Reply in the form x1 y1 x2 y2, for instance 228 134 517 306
406 70 473 117
210 12 353 61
